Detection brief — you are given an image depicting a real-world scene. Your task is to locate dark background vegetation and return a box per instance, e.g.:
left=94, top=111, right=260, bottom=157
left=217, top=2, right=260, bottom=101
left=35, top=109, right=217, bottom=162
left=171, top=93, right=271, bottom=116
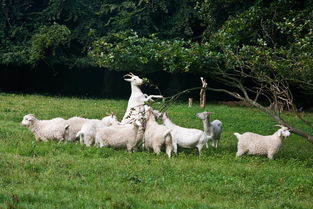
left=0, top=65, right=230, bottom=101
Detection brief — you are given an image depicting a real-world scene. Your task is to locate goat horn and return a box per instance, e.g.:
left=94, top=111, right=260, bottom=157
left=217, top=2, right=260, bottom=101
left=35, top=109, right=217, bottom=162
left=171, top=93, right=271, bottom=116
left=275, top=124, right=285, bottom=128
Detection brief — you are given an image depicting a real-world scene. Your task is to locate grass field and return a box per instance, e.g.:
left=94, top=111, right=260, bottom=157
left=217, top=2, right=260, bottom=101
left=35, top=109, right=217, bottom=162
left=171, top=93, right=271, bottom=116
left=0, top=92, right=313, bottom=209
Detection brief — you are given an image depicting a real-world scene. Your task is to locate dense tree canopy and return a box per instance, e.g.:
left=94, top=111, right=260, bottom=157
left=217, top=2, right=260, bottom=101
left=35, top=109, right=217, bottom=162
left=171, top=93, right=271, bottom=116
left=1, top=0, right=312, bottom=91
left=1, top=0, right=201, bottom=66
left=90, top=0, right=313, bottom=92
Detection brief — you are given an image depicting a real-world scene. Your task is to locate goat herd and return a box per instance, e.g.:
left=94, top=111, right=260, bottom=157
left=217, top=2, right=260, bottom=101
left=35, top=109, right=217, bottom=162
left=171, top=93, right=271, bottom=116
left=21, top=73, right=291, bottom=160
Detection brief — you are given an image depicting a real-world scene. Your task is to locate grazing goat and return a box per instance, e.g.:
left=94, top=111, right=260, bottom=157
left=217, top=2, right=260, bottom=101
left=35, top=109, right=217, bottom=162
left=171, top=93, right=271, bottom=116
left=66, top=115, right=118, bottom=142
left=234, top=125, right=291, bottom=160
left=95, top=118, right=144, bottom=152
left=76, top=114, right=119, bottom=147
left=196, top=111, right=223, bottom=148
left=65, top=116, right=89, bottom=141
left=161, top=112, right=211, bottom=155
left=21, top=114, right=69, bottom=142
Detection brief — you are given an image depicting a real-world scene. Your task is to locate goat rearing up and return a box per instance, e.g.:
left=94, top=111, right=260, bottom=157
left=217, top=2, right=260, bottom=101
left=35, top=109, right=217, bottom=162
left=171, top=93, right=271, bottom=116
left=121, top=72, right=163, bottom=124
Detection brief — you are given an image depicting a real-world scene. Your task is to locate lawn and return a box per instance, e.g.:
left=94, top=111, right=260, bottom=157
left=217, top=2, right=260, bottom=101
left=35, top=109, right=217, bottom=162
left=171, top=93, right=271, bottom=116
left=0, top=93, right=312, bottom=209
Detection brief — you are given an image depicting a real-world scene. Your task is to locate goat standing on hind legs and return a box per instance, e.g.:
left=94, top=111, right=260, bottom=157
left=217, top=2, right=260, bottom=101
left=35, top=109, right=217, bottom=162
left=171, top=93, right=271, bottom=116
left=121, top=72, right=163, bottom=124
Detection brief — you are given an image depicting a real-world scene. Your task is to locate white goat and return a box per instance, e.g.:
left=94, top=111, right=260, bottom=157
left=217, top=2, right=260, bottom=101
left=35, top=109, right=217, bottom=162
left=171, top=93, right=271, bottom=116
left=144, top=108, right=173, bottom=158
left=196, top=111, right=223, bottom=148
left=161, top=112, right=211, bottom=155
left=76, top=114, right=119, bottom=147
left=234, top=125, right=291, bottom=160
left=95, top=118, right=144, bottom=152
left=65, top=116, right=89, bottom=141
left=21, top=114, right=69, bottom=142
left=121, top=72, right=163, bottom=124
left=66, top=115, right=118, bottom=142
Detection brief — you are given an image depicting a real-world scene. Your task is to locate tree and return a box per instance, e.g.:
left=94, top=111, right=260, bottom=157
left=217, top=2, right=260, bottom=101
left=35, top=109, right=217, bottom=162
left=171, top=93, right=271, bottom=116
left=0, top=0, right=201, bottom=66
left=204, top=1, right=313, bottom=141
left=90, top=0, right=313, bottom=143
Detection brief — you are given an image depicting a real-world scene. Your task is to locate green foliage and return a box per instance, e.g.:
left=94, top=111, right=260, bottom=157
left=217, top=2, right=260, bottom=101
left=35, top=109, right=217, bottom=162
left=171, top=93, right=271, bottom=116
left=0, top=0, right=200, bottom=66
left=1, top=0, right=313, bottom=93
left=90, top=30, right=210, bottom=72
left=209, top=1, right=313, bottom=90
left=30, top=23, right=71, bottom=63
left=90, top=0, right=313, bottom=92
left=0, top=93, right=313, bottom=208
left=194, top=0, right=256, bottom=40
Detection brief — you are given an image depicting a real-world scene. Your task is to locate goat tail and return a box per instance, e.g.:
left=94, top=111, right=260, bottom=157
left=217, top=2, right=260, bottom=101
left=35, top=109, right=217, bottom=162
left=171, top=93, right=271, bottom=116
left=164, top=129, right=173, bottom=158
left=233, top=132, right=241, bottom=139
left=76, top=131, right=84, bottom=145
left=163, top=129, right=171, bottom=139
left=62, top=124, right=70, bottom=141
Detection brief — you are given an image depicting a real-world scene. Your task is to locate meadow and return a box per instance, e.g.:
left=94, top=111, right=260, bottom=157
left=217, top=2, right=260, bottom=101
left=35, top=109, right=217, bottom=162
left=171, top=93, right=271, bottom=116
left=0, top=93, right=312, bottom=209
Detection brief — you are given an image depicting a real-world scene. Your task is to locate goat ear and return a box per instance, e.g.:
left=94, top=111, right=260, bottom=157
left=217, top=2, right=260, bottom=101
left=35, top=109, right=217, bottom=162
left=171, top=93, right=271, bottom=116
left=28, top=114, right=36, bottom=120
left=278, top=130, right=284, bottom=137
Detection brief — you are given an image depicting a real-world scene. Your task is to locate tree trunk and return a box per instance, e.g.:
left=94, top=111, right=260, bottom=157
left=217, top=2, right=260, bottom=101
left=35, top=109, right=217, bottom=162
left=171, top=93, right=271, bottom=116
left=188, top=98, right=193, bottom=107
left=200, top=77, right=207, bottom=108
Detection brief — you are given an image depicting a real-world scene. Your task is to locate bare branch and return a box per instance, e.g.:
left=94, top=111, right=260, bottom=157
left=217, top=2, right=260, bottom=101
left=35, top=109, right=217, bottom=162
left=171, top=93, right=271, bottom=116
left=159, top=75, right=313, bottom=144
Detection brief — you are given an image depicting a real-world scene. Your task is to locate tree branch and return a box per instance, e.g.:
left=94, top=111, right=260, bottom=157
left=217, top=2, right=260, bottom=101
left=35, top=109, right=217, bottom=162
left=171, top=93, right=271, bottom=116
left=159, top=75, right=313, bottom=144
left=207, top=86, right=313, bottom=144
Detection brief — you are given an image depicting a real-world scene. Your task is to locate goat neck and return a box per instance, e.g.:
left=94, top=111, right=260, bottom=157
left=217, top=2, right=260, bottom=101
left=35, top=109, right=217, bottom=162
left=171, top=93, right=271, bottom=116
left=162, top=114, right=175, bottom=128
left=146, top=111, right=157, bottom=128
left=29, top=119, right=40, bottom=133
left=130, top=81, right=143, bottom=94
left=127, top=82, right=145, bottom=108
left=203, top=116, right=214, bottom=137
left=134, top=122, right=145, bottom=142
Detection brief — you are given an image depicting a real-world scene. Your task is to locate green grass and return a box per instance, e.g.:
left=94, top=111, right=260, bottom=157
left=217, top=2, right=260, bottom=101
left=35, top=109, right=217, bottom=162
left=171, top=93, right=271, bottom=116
left=0, top=92, right=313, bottom=209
